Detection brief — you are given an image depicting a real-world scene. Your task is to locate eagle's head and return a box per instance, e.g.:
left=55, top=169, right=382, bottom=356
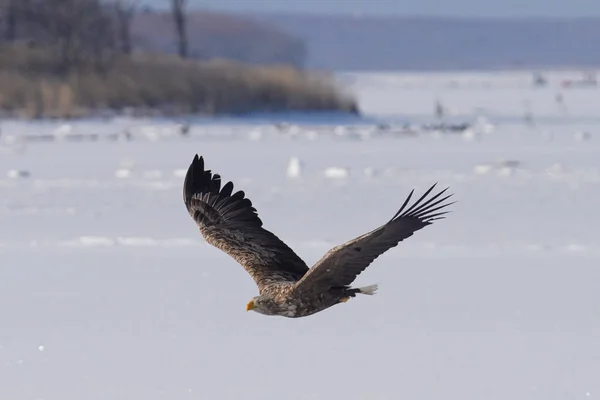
left=246, top=296, right=275, bottom=315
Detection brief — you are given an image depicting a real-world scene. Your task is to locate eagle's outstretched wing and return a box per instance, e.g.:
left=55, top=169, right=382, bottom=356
left=293, top=184, right=454, bottom=295
left=183, top=154, right=309, bottom=292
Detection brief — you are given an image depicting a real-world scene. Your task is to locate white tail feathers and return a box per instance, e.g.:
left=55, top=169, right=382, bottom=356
left=357, top=284, right=379, bottom=295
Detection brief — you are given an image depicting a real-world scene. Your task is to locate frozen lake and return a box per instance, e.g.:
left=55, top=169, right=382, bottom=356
left=0, top=70, right=599, bottom=399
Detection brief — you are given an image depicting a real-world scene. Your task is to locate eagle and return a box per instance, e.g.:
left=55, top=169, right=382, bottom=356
left=183, top=154, right=454, bottom=318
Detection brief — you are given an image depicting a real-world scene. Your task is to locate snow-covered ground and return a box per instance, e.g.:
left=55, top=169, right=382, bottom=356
left=1, top=70, right=599, bottom=400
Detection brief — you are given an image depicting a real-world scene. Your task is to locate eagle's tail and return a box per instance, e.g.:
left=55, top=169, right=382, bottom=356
left=356, top=284, right=378, bottom=295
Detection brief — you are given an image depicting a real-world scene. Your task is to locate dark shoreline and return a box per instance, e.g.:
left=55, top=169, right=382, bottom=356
left=0, top=46, right=358, bottom=120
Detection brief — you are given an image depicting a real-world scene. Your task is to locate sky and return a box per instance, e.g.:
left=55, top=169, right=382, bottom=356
left=145, top=0, right=600, bottom=18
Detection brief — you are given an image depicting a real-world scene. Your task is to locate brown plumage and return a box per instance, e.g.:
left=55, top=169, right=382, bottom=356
left=183, top=154, right=454, bottom=318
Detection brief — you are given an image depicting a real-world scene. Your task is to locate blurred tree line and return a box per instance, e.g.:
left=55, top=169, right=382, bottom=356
left=0, top=0, right=188, bottom=73
left=0, top=0, right=351, bottom=119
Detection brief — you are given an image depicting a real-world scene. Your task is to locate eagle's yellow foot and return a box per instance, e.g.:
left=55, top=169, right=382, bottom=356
left=339, top=297, right=350, bottom=303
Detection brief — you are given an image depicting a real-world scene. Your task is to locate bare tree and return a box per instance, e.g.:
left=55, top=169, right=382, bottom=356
left=22, top=0, right=117, bottom=73
left=112, top=0, right=137, bottom=54
left=171, top=0, right=187, bottom=58
left=1, top=0, right=18, bottom=41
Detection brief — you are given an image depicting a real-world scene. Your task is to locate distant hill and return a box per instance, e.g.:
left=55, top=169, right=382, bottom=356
left=249, top=14, right=600, bottom=71
left=132, top=10, right=307, bottom=67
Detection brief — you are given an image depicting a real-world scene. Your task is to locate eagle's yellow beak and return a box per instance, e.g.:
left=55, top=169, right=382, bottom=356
left=246, top=300, right=255, bottom=312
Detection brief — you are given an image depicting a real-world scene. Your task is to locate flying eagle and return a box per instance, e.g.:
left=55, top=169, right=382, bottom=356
left=183, top=154, right=454, bottom=318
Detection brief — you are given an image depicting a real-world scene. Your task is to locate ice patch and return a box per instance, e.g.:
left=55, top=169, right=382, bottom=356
left=53, top=124, right=73, bottom=138
left=61, top=236, right=116, bottom=247
left=116, top=237, right=158, bottom=246
left=324, top=167, right=350, bottom=179
left=248, top=129, right=263, bottom=141
left=115, top=168, right=132, bottom=179
left=286, top=156, right=303, bottom=179
left=333, top=126, right=347, bottom=137
left=473, top=164, right=493, bottom=175
left=461, top=128, right=480, bottom=142
left=305, top=130, right=319, bottom=141
left=473, top=159, right=522, bottom=177
left=565, top=244, right=587, bottom=252
left=140, top=126, right=161, bottom=141
left=6, top=169, right=30, bottom=179
left=497, top=166, right=516, bottom=177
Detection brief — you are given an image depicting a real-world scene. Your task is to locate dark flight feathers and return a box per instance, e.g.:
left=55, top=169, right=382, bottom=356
left=183, top=155, right=309, bottom=292
left=183, top=154, right=454, bottom=294
left=293, top=182, right=454, bottom=294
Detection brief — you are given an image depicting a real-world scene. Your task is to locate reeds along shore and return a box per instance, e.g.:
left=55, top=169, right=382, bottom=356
left=0, top=45, right=358, bottom=119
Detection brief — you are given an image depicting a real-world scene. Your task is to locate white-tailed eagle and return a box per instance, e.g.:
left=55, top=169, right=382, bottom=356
left=183, top=154, right=454, bottom=318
